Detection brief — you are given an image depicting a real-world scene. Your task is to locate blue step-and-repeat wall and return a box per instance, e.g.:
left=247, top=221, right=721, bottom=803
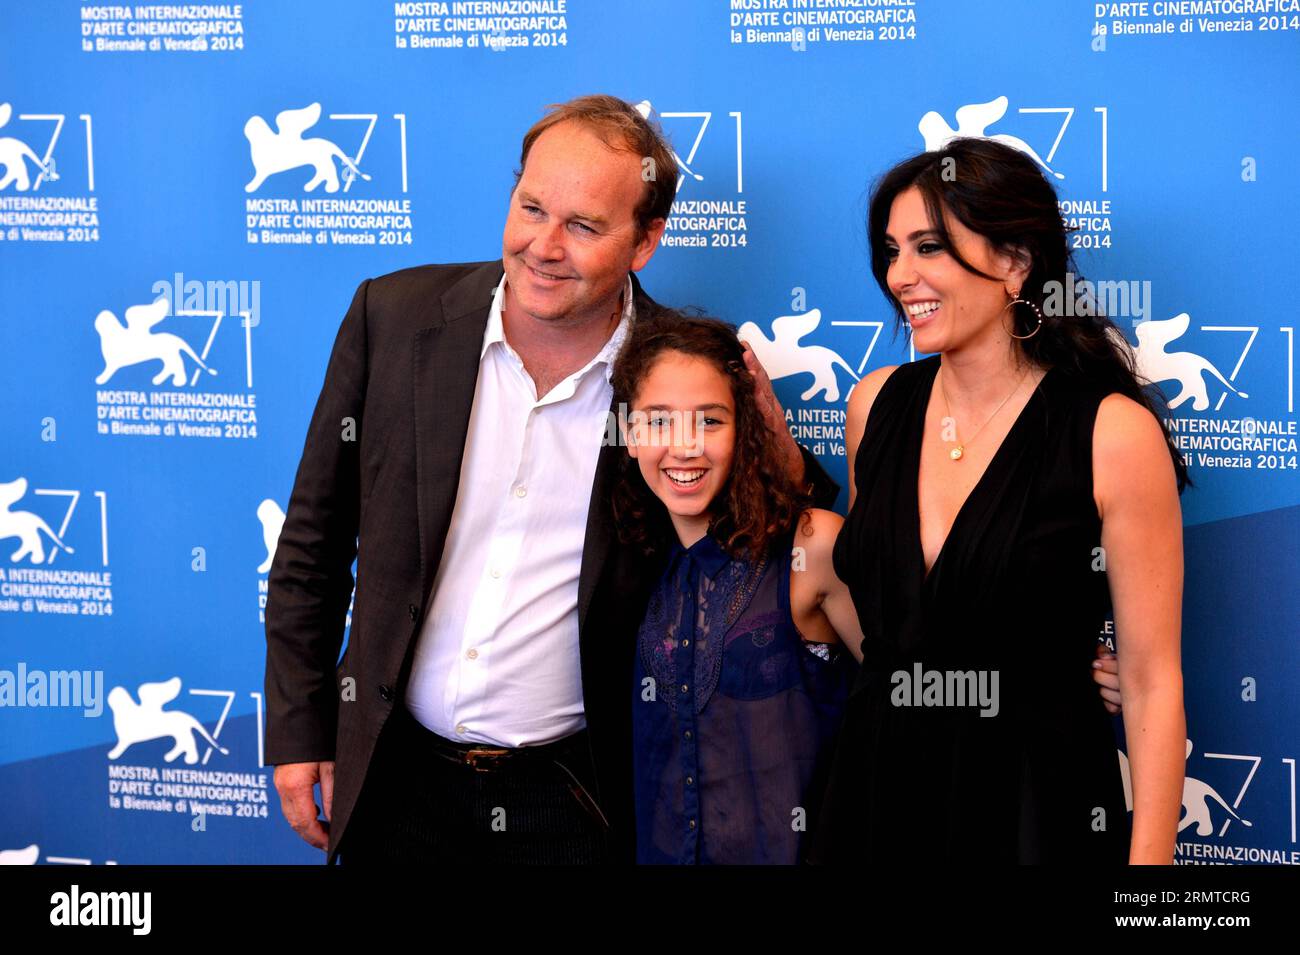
left=0, top=1, right=1297, bottom=864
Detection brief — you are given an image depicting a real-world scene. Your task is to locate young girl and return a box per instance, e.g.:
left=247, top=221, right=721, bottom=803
left=609, top=309, right=1125, bottom=865
left=611, top=310, right=865, bottom=865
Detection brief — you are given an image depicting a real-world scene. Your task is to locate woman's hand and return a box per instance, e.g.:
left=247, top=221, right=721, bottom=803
left=1093, top=647, right=1121, bottom=714
left=740, top=340, right=804, bottom=484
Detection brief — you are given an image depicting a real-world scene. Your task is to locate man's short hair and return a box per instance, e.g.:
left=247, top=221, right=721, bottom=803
left=514, top=94, right=677, bottom=239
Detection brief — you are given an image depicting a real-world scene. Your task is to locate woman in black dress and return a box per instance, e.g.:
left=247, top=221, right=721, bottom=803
left=811, top=138, right=1187, bottom=864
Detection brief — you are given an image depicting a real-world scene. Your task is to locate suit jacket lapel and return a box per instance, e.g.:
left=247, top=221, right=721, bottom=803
left=576, top=272, right=659, bottom=634
left=412, top=261, right=503, bottom=597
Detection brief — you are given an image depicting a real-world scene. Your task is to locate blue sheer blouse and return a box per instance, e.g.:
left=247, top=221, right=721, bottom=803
left=632, top=526, right=856, bottom=864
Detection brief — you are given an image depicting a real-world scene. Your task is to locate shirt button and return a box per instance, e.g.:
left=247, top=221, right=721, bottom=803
left=490, top=568, right=501, bottom=579
left=680, top=684, right=689, bottom=694
left=688, top=819, right=697, bottom=829
left=466, top=648, right=478, bottom=660
left=680, top=639, right=689, bottom=648
left=514, top=486, right=527, bottom=498
left=683, top=730, right=692, bottom=740
left=455, top=724, right=467, bottom=735
left=686, top=776, right=694, bottom=786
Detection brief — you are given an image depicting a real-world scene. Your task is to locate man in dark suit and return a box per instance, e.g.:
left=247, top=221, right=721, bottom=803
left=264, top=95, right=838, bottom=864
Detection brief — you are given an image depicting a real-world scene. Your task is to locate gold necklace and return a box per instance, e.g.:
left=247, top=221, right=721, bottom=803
left=937, top=364, right=1032, bottom=461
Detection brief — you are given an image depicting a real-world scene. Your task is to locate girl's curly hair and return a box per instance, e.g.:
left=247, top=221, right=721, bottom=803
left=610, top=308, right=813, bottom=561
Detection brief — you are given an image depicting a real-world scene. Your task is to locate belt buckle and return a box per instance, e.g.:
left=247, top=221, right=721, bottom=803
left=463, top=746, right=510, bottom=772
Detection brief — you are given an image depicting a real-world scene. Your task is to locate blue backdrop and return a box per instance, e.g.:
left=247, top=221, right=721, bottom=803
left=1, top=0, right=1297, bottom=864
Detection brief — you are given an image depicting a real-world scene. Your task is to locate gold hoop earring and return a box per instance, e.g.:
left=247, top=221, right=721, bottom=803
left=1002, top=295, right=1043, bottom=340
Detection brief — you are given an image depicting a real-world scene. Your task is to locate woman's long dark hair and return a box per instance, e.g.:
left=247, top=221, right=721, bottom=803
left=610, top=310, right=813, bottom=560
left=868, top=136, right=1190, bottom=491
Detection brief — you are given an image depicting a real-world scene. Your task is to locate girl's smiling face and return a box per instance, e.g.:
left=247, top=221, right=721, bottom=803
left=625, top=351, right=736, bottom=548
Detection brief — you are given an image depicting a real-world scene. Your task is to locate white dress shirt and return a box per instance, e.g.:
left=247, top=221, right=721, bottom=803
left=403, top=273, right=635, bottom=747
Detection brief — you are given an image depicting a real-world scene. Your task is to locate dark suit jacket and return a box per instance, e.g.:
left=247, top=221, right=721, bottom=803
left=264, top=259, right=838, bottom=864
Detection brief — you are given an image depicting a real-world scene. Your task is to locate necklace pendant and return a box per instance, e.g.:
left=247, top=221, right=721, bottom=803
left=950, top=446, right=964, bottom=461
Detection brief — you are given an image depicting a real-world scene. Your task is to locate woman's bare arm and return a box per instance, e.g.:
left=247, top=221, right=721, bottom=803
left=1094, top=393, right=1186, bottom=864
left=791, top=508, right=865, bottom=661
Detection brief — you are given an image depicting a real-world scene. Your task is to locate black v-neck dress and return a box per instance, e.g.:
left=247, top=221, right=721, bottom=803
left=809, top=356, right=1129, bottom=864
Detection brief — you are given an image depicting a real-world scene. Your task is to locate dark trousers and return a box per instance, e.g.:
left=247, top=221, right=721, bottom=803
left=340, top=705, right=608, bottom=865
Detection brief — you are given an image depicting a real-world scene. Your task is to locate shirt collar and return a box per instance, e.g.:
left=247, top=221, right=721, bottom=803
left=666, top=530, right=732, bottom=582
left=482, top=272, right=636, bottom=384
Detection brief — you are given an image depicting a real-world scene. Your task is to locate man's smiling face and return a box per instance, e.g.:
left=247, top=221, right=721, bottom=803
left=502, top=120, right=661, bottom=325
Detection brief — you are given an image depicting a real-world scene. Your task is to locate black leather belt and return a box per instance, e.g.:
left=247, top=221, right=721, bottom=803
left=390, top=706, right=610, bottom=830
left=394, top=706, right=590, bottom=773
